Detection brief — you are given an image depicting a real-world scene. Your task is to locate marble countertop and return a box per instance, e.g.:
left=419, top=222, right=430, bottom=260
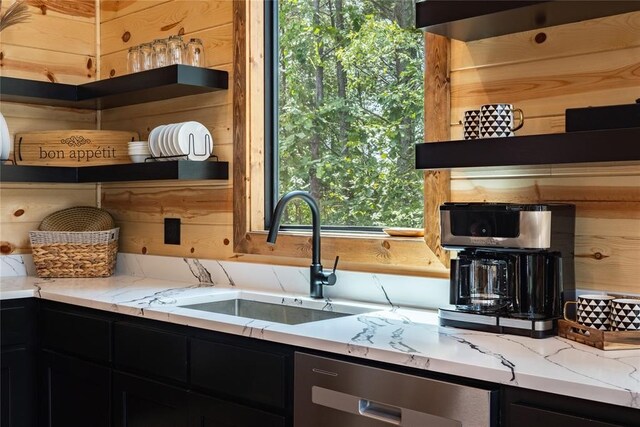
left=1, top=275, right=639, bottom=409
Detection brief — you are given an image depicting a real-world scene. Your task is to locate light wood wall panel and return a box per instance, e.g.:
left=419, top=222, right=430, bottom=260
left=0, top=183, right=97, bottom=254
left=0, top=1, right=98, bottom=254
left=0, top=1, right=96, bottom=82
left=448, top=14, right=640, bottom=294
left=100, top=0, right=232, bottom=55
left=99, top=0, right=234, bottom=261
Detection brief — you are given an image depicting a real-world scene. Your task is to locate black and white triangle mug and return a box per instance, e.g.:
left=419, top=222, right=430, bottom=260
left=463, top=110, right=481, bottom=140
left=563, top=294, right=615, bottom=331
left=610, top=298, right=640, bottom=331
left=480, top=103, right=524, bottom=138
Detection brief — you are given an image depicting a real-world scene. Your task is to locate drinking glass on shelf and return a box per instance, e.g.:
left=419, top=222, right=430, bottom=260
left=185, top=38, right=205, bottom=67
left=139, top=43, right=153, bottom=71
left=127, top=46, right=141, bottom=73
left=167, top=35, right=184, bottom=65
left=151, top=39, right=168, bottom=69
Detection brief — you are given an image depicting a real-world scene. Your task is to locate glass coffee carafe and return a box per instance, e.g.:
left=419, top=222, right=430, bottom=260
left=453, top=251, right=515, bottom=313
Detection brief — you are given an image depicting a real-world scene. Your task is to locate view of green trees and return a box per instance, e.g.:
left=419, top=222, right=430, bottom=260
left=276, top=0, right=424, bottom=228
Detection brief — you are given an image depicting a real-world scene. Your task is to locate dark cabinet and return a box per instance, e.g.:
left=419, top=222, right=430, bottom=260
left=112, top=373, right=285, bottom=427
left=189, top=392, right=285, bottom=427
left=113, top=372, right=189, bottom=427
left=1, top=347, right=36, bottom=427
left=1, top=299, right=37, bottom=427
left=114, top=322, right=188, bottom=383
left=33, top=301, right=293, bottom=426
left=40, top=306, right=111, bottom=363
left=502, top=386, right=640, bottom=427
left=40, top=351, right=111, bottom=427
left=191, top=338, right=288, bottom=410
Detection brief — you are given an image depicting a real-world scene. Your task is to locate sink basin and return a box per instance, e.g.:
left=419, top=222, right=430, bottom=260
left=178, top=294, right=373, bottom=325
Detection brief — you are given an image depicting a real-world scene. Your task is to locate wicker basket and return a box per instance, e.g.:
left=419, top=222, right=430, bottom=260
left=39, top=206, right=115, bottom=232
left=29, top=228, right=119, bottom=278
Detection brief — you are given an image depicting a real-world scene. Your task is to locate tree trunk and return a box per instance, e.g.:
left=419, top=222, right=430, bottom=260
left=394, top=0, right=417, bottom=173
left=335, top=0, right=348, bottom=147
left=310, top=0, right=324, bottom=201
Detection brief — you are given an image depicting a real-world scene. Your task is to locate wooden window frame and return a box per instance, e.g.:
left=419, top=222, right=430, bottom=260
left=232, top=1, right=449, bottom=278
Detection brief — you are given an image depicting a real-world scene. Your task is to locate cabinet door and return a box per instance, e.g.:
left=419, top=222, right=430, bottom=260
left=502, top=387, right=640, bottom=427
left=508, top=403, right=625, bottom=427
left=1, top=347, right=36, bottom=427
left=40, top=350, right=111, bottom=427
left=190, top=338, right=288, bottom=410
left=114, top=322, right=187, bottom=383
left=41, top=306, right=111, bottom=363
left=189, top=392, right=285, bottom=427
left=113, top=372, right=189, bottom=427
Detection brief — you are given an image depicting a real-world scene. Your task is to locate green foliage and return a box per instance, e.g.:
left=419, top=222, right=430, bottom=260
left=277, top=0, right=424, bottom=228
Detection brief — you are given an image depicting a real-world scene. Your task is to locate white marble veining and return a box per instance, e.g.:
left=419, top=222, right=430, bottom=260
left=114, top=253, right=452, bottom=309
left=0, top=255, right=35, bottom=278
left=1, top=273, right=639, bottom=410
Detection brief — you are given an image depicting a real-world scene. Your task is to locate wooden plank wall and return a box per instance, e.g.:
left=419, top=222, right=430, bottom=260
left=0, top=0, right=98, bottom=256
left=447, top=12, right=640, bottom=294
left=99, top=0, right=235, bottom=259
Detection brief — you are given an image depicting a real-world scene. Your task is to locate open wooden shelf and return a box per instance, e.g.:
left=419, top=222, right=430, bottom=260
left=415, top=127, right=640, bottom=169
left=0, top=65, right=228, bottom=110
left=415, top=1, right=640, bottom=41
left=0, top=161, right=229, bottom=183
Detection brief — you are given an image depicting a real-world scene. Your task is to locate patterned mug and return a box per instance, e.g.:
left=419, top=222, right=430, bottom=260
left=563, top=294, right=616, bottom=331
left=463, top=110, right=481, bottom=140
left=610, top=298, right=640, bottom=331
left=480, top=103, right=524, bottom=138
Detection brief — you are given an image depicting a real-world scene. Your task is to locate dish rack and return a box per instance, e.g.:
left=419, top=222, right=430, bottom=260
left=557, top=319, right=640, bottom=350
left=147, top=133, right=212, bottom=162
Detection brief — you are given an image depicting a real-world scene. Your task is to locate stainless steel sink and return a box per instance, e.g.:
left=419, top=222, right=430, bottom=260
left=179, top=298, right=371, bottom=325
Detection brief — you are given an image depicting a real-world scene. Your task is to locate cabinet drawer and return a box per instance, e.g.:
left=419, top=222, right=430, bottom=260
left=191, top=338, right=287, bottom=409
left=190, top=391, right=286, bottom=427
left=114, top=322, right=188, bottom=383
left=41, top=307, right=111, bottom=362
left=0, top=304, right=30, bottom=347
left=508, top=403, right=624, bottom=427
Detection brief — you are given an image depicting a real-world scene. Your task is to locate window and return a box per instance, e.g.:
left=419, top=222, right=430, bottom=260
left=266, top=0, right=425, bottom=230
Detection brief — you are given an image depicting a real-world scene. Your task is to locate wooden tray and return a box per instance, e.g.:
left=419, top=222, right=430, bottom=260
left=557, top=319, right=640, bottom=350
left=14, top=130, right=139, bottom=166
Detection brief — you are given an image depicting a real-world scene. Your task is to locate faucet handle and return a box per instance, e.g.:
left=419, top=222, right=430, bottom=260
left=324, top=256, right=339, bottom=287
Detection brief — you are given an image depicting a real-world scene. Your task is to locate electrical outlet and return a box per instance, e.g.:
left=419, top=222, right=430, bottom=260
left=164, top=218, right=181, bottom=245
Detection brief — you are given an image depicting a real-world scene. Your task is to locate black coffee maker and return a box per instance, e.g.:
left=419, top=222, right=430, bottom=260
left=438, top=203, right=576, bottom=338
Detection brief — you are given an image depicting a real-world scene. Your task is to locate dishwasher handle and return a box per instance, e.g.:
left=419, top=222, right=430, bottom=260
left=359, top=399, right=402, bottom=425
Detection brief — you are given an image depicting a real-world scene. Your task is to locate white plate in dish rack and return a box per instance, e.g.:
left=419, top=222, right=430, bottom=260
left=175, top=121, right=212, bottom=161
left=162, top=123, right=182, bottom=156
left=148, top=125, right=165, bottom=158
left=0, top=113, right=11, bottom=160
left=158, top=124, right=176, bottom=159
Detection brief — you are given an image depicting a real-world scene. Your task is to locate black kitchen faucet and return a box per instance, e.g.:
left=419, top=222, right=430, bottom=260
left=267, top=190, right=339, bottom=299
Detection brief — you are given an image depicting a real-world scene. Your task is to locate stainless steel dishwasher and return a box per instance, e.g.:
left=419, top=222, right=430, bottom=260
left=294, top=352, right=498, bottom=427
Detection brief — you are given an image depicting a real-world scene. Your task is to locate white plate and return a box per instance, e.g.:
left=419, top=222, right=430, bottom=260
left=148, top=125, right=165, bottom=158
left=158, top=124, right=175, bottom=159
left=167, top=123, right=183, bottom=156
left=0, top=113, right=11, bottom=160
left=176, top=121, right=212, bottom=161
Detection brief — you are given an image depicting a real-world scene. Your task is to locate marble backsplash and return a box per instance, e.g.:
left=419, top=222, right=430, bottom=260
left=0, top=253, right=452, bottom=310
